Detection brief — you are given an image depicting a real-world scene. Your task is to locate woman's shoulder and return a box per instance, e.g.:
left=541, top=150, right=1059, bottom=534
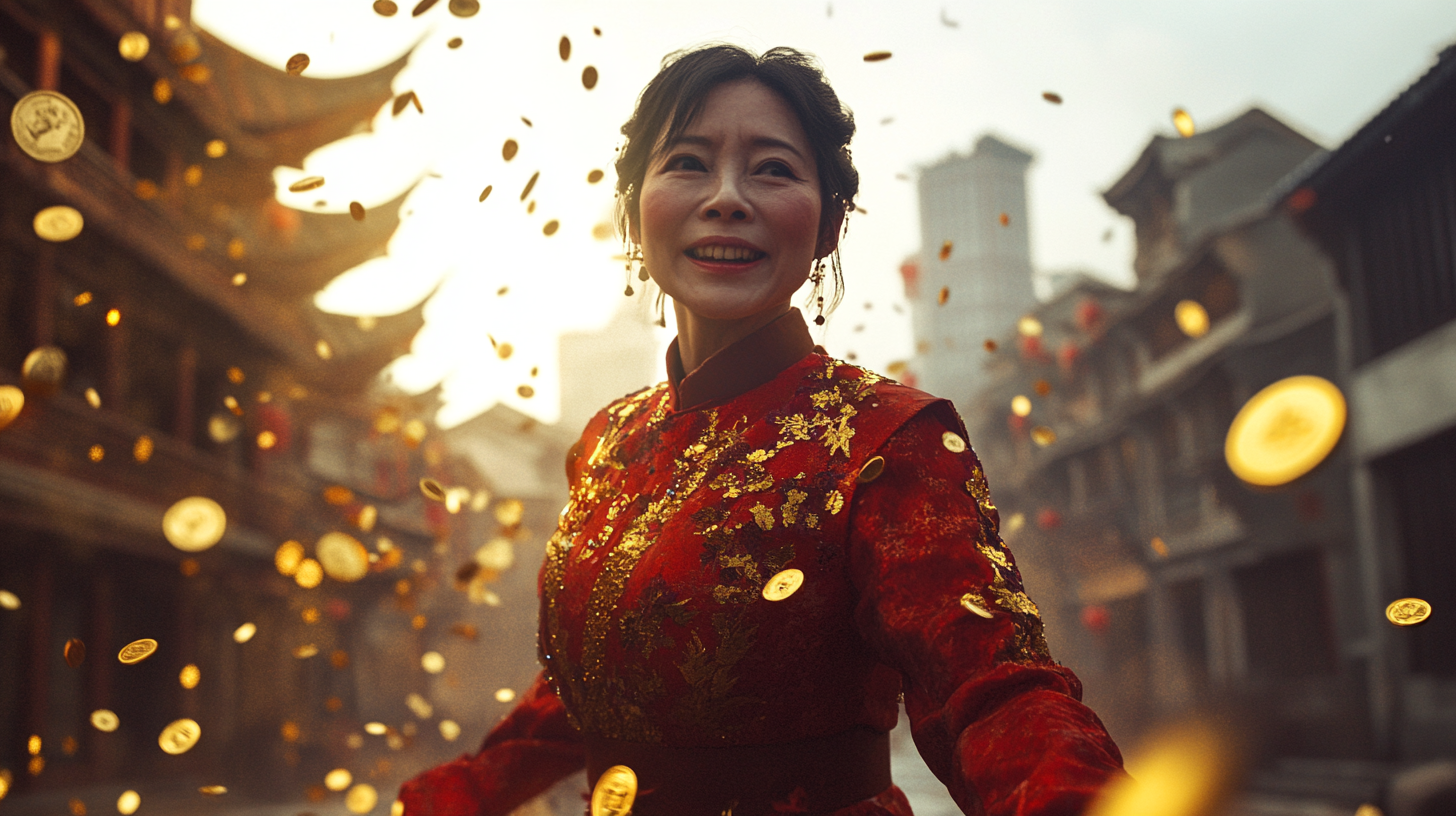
left=804, top=353, right=951, bottom=417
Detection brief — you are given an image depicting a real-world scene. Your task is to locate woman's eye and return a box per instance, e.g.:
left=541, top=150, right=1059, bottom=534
left=759, top=161, right=796, bottom=178
left=666, top=155, right=706, bottom=171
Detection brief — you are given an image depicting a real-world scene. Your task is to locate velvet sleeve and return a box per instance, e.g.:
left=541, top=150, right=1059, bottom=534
left=847, top=403, right=1126, bottom=816
left=397, top=671, right=584, bottom=816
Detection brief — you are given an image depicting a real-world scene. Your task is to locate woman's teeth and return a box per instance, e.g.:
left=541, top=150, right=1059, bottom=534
left=688, top=245, right=765, bottom=262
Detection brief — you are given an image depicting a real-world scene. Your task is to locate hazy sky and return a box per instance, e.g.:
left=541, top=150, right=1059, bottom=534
left=195, top=0, right=1456, bottom=427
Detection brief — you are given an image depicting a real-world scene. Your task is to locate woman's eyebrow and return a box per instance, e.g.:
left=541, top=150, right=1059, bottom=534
left=665, top=134, right=806, bottom=160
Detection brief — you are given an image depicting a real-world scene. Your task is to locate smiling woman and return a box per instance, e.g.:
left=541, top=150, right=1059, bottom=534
left=398, top=44, right=1125, bottom=816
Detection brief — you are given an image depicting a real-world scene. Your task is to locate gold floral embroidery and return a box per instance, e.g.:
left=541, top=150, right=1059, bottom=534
left=775, top=414, right=811, bottom=442
left=825, top=490, right=845, bottom=516
left=750, top=504, right=775, bottom=530
left=781, top=490, right=807, bottom=526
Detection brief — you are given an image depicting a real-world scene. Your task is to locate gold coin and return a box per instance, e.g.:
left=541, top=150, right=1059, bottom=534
left=208, top=413, right=240, bottom=443
left=1225, top=375, right=1345, bottom=487
left=199, top=785, right=227, bottom=796
left=325, top=768, right=353, bottom=791
left=1017, top=315, right=1043, bottom=337
left=232, top=622, right=257, bottom=643
left=205, top=139, right=227, bottom=158
left=761, top=568, right=804, bottom=602
left=288, top=176, right=325, bottom=193
left=1385, top=597, right=1432, bottom=627
left=118, top=638, right=158, bottom=664
left=162, top=496, right=227, bottom=552
left=117, top=790, right=140, bottom=815
left=0, top=589, right=19, bottom=609
left=1042, top=91, right=1063, bottom=105
left=559, top=35, right=572, bottom=61
left=1011, top=395, right=1031, bottom=417
left=285, top=53, right=310, bottom=75
left=960, top=593, right=994, bottom=619
left=11, top=90, right=85, bottom=162
left=295, top=558, right=323, bottom=588
left=856, top=455, right=885, bottom=484
left=22, top=345, right=68, bottom=394
left=1175, top=299, right=1210, bottom=338
left=438, top=719, right=461, bottom=740
left=179, top=664, right=200, bottom=688
left=862, top=51, right=892, bottom=62
left=0, top=386, right=24, bottom=431
left=64, top=638, right=86, bottom=668
left=590, top=765, right=637, bottom=816
left=118, top=32, right=150, bottom=61
left=517, top=384, right=535, bottom=398
left=32, top=205, right=84, bottom=241
left=373, top=0, right=398, bottom=15
left=318, top=532, right=369, bottom=582
left=420, top=477, right=447, bottom=502
left=411, top=0, right=439, bottom=15
left=581, top=65, right=599, bottom=90
left=158, top=718, right=201, bottom=755
left=1030, top=426, right=1057, bottom=447
left=275, top=540, right=305, bottom=576
left=91, top=709, right=119, bottom=732
left=1173, top=108, right=1196, bottom=138
left=345, top=784, right=378, bottom=814
left=494, top=498, right=524, bottom=526
left=421, top=651, right=445, bottom=673
left=941, top=431, right=966, bottom=453
left=937, top=286, right=949, bottom=305
left=448, top=0, right=479, bottom=16
left=350, top=201, right=365, bottom=221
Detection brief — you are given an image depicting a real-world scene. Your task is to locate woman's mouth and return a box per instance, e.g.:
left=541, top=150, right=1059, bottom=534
left=684, top=244, right=768, bottom=266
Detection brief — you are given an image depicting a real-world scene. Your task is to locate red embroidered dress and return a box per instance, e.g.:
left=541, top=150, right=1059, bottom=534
left=400, top=310, right=1124, bottom=816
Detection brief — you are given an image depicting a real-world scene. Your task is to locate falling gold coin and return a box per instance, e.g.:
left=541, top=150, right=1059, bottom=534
left=179, top=664, right=200, bottom=688
left=33, top=206, right=84, bottom=242
left=11, top=90, right=85, bottom=163
left=983, top=339, right=998, bottom=353
left=1225, top=375, right=1346, bottom=487
left=937, top=286, right=949, bottom=305
left=862, top=51, right=892, bottom=62
left=350, top=201, right=365, bottom=221
left=1033, top=379, right=1052, bottom=397
left=294, top=644, right=319, bottom=659
left=117, top=790, right=140, bottom=815
left=1042, top=91, right=1063, bottom=104
left=1172, top=108, right=1195, bottom=137
left=85, top=388, right=101, bottom=408
left=208, top=413, right=241, bottom=443
left=494, top=497, right=525, bottom=526
left=581, top=65, right=599, bottom=90
left=412, top=0, right=438, bottom=14
left=288, top=176, right=325, bottom=193
left=438, top=719, right=461, bottom=740
left=479, top=185, right=493, bottom=201
left=1031, top=426, right=1057, bottom=446
left=761, top=568, right=804, bottom=601
left=275, top=540, right=304, bottom=576
left=941, top=431, right=967, bottom=453
left=494, top=687, right=516, bottom=703
left=295, top=558, right=323, bottom=588
left=0, top=589, right=19, bottom=609
left=199, top=786, right=227, bottom=796
left=118, top=638, right=158, bottom=664
left=1011, top=395, right=1032, bottom=417
left=587, top=168, right=604, bottom=183
left=90, top=710, right=119, bottom=732
left=232, top=622, right=257, bottom=643
left=856, top=456, right=885, bottom=484
left=373, top=0, right=398, bottom=15
left=448, top=37, right=463, bottom=48
left=1017, top=315, right=1043, bottom=337
left=421, top=651, right=445, bottom=674
left=420, top=478, right=447, bottom=502
left=590, top=765, right=637, bottom=816
left=158, top=718, right=201, bottom=755
left=543, top=220, right=560, bottom=236
left=0, top=386, right=24, bottom=431
left=448, top=0, right=479, bottom=16
left=325, top=768, right=353, bottom=792
left=939, top=240, right=952, bottom=260
left=162, top=496, right=227, bottom=552
left=960, top=593, right=994, bottom=619
left=205, top=138, right=227, bottom=157
left=318, top=532, right=369, bottom=582
left=346, top=784, right=378, bottom=815
left=559, top=35, right=572, bottom=61
left=1385, top=598, right=1432, bottom=627
left=1175, top=299, right=1210, bottom=338
left=364, top=722, right=388, bottom=735
left=65, top=638, right=86, bottom=668
left=285, top=53, right=310, bottom=75
left=517, top=384, right=535, bottom=398
left=118, top=32, right=150, bottom=61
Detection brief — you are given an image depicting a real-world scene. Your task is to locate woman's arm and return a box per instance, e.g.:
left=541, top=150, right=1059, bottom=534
left=397, top=671, right=584, bottom=816
left=848, top=403, right=1125, bottom=816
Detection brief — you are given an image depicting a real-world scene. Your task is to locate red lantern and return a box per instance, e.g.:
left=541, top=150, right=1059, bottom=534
left=1036, top=507, right=1062, bottom=530
left=899, top=258, right=921, bottom=300
left=1074, top=298, right=1104, bottom=334
left=1058, top=340, right=1080, bottom=372
left=1080, top=605, right=1110, bottom=633
left=1019, top=334, right=1050, bottom=363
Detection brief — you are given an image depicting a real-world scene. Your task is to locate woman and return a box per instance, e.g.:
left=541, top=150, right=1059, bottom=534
left=400, top=45, right=1124, bottom=816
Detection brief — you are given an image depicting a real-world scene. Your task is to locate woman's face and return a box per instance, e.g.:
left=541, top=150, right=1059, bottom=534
left=633, top=79, right=831, bottom=323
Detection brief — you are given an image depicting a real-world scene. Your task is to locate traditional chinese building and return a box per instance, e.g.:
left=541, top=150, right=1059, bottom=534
left=1287, top=42, right=1456, bottom=769
left=0, top=0, right=490, bottom=809
left=963, top=107, right=1396, bottom=804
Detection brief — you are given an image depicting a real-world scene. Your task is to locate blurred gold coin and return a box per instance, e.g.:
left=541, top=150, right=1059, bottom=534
left=198, top=786, right=226, bottom=796
left=862, top=51, right=892, bottom=62
left=232, top=622, right=256, bottom=643
left=34, top=205, right=83, bottom=242
left=494, top=498, right=524, bottom=526
left=494, top=687, right=515, bottom=703
left=517, top=384, right=535, bottom=398
left=761, top=568, right=804, bottom=602
left=438, top=719, right=461, bottom=740
left=856, top=455, right=885, bottom=484
left=1011, top=395, right=1032, bottom=417
left=421, top=651, right=445, bottom=673
left=1385, top=597, right=1431, bottom=627
left=116, top=790, right=140, bottom=814
left=118, top=638, right=158, bottom=664
left=158, top=718, right=201, bottom=755
left=325, top=768, right=353, bottom=791
left=0, top=386, right=24, bottom=430
left=119, top=32, right=150, bottom=61
left=11, top=90, right=85, bottom=162
left=448, top=0, right=479, bottom=16
left=1017, top=315, right=1043, bottom=337
left=90, top=710, right=119, bottom=732
left=208, top=413, right=240, bottom=443
left=294, top=644, right=319, bottom=659
left=346, top=784, right=378, bottom=814
left=289, top=176, right=325, bottom=193
left=1225, top=375, right=1345, bottom=487
left=285, top=53, right=309, bottom=75
left=295, top=558, right=323, bottom=588
left=590, top=765, right=637, bottom=816
left=1173, top=107, right=1196, bottom=138
left=364, top=721, right=387, bottom=735
left=205, top=139, right=227, bottom=157
left=0, top=589, right=19, bottom=609
left=64, top=638, right=86, bottom=668
left=1031, top=426, right=1057, bottom=447
left=350, top=201, right=365, bottom=221
left=960, top=593, right=994, bottom=619
left=1175, top=299, right=1210, bottom=338
left=941, top=431, right=966, bottom=453
left=420, top=478, right=447, bottom=502
left=937, top=286, right=949, bottom=305
left=559, top=35, right=571, bottom=61
left=373, top=0, right=398, bottom=15
left=179, top=664, right=200, bottom=688
left=22, top=346, right=67, bottom=395
left=275, top=540, right=304, bottom=576
left=318, top=532, right=369, bottom=582
left=581, top=65, right=598, bottom=90
left=162, top=496, right=226, bottom=552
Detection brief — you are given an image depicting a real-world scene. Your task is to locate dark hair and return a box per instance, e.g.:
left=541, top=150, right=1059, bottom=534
left=614, top=44, right=859, bottom=317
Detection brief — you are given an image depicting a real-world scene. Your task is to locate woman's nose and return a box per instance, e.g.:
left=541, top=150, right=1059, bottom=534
left=702, top=174, right=751, bottom=221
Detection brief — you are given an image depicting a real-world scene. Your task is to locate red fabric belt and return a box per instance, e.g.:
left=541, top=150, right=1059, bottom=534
left=583, top=726, right=892, bottom=816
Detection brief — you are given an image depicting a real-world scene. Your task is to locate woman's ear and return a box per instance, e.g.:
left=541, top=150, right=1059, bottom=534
left=816, top=205, right=847, bottom=259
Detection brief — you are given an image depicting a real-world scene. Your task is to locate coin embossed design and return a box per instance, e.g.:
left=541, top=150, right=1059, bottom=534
left=856, top=455, right=885, bottom=484
left=1385, top=598, right=1431, bottom=627
left=0, top=386, right=24, bottom=431
left=590, top=765, right=637, bottom=816
left=163, top=496, right=227, bottom=552
left=286, top=53, right=310, bottom=75
left=11, top=91, right=85, bottom=162
left=941, top=431, right=967, bottom=453
left=22, top=345, right=67, bottom=394
left=317, top=532, right=369, bottom=583
left=960, top=593, right=995, bottom=619
left=33, top=205, right=83, bottom=242
left=158, top=718, right=201, bottom=754
left=420, top=478, right=447, bottom=502
left=761, top=568, right=804, bottom=602
left=91, top=709, right=120, bottom=732
left=118, top=638, right=158, bottom=664
left=1225, top=375, right=1346, bottom=487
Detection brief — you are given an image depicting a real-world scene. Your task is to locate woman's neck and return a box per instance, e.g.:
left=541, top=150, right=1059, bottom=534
left=673, top=301, right=793, bottom=375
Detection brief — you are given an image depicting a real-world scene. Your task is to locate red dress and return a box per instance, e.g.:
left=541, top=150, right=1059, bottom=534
left=399, top=310, right=1124, bottom=816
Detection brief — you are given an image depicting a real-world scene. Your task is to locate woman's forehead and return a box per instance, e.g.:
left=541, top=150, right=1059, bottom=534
left=654, top=80, right=810, bottom=154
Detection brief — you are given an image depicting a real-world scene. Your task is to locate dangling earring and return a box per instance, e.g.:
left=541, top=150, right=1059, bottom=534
left=624, top=246, right=644, bottom=296
left=811, top=258, right=827, bottom=326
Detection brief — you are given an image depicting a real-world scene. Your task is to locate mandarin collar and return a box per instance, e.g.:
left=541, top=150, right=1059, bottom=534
left=666, top=308, right=820, bottom=413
